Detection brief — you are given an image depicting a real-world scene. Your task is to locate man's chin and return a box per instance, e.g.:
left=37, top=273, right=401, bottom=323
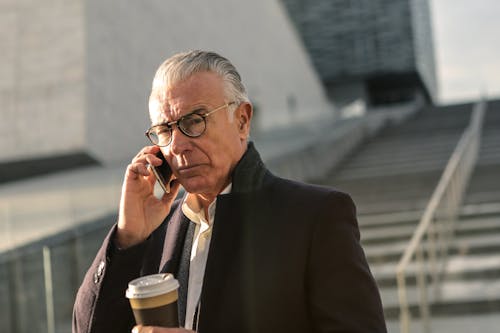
left=179, top=178, right=210, bottom=194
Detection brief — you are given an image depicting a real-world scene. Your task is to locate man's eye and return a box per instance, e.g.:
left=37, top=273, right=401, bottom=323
left=182, top=115, right=204, bottom=126
left=192, top=108, right=207, bottom=114
left=156, top=126, right=170, bottom=134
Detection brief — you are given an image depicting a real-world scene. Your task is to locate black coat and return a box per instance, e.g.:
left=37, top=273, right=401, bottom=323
left=73, top=143, right=387, bottom=333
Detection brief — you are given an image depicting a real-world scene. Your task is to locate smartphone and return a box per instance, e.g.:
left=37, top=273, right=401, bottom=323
left=150, top=151, right=173, bottom=193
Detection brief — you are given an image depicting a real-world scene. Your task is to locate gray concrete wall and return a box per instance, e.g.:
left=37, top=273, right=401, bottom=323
left=1, top=0, right=333, bottom=165
left=0, top=0, right=86, bottom=162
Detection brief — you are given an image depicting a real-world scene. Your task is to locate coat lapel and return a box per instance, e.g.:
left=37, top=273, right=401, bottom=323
left=159, top=202, right=190, bottom=274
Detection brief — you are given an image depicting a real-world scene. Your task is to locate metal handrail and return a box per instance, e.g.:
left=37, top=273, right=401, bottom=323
left=396, top=99, right=486, bottom=333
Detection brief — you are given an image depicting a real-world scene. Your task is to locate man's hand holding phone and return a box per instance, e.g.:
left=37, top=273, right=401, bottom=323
left=116, top=146, right=180, bottom=249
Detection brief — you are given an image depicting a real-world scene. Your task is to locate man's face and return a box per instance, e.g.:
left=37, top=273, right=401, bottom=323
left=149, top=71, right=251, bottom=198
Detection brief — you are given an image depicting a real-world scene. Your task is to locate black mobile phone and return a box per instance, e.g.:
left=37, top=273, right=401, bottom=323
left=150, top=151, right=173, bottom=193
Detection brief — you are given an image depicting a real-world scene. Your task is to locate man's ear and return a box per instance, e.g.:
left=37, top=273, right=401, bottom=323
left=236, top=102, right=253, bottom=139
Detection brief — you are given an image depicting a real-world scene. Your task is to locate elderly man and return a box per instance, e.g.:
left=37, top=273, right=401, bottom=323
left=73, top=50, right=386, bottom=333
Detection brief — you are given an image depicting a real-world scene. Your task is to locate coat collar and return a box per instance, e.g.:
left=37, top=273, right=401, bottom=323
left=230, top=141, right=269, bottom=194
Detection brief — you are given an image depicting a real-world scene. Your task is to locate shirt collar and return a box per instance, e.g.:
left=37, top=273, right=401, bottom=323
left=181, top=183, right=232, bottom=226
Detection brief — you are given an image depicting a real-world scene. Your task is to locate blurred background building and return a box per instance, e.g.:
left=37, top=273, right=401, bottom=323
left=281, top=0, right=436, bottom=108
left=1, top=0, right=500, bottom=332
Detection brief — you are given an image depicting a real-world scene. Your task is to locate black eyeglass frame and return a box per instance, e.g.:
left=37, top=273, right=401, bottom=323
left=145, top=101, right=237, bottom=146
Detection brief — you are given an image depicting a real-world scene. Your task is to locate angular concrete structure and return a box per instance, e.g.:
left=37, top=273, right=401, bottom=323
left=281, top=0, right=437, bottom=106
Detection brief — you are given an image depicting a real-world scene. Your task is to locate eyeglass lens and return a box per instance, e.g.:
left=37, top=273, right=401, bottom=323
left=149, top=113, right=207, bottom=145
left=179, top=113, right=205, bottom=136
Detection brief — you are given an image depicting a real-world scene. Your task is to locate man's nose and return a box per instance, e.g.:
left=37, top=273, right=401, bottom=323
left=169, top=126, right=190, bottom=154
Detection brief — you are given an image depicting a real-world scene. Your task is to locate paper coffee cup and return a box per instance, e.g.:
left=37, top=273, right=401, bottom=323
left=126, top=273, right=179, bottom=327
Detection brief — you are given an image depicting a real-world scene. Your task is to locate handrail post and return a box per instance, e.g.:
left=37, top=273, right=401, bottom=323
left=427, top=219, right=439, bottom=299
left=416, top=245, right=431, bottom=333
left=397, top=269, right=411, bottom=333
left=43, top=246, right=56, bottom=333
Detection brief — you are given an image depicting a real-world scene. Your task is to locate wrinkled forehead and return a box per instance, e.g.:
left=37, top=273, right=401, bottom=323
left=148, top=97, right=168, bottom=124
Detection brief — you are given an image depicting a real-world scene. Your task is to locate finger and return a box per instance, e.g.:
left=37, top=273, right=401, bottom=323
left=132, top=153, right=161, bottom=166
left=132, top=325, right=169, bottom=333
left=132, top=146, right=162, bottom=164
left=133, top=326, right=193, bottom=333
left=127, top=162, right=151, bottom=177
left=131, top=325, right=155, bottom=333
left=139, top=145, right=160, bottom=156
left=144, top=153, right=163, bottom=167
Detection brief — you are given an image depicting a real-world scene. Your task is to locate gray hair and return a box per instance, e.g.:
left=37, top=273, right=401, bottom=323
left=149, top=50, right=249, bottom=115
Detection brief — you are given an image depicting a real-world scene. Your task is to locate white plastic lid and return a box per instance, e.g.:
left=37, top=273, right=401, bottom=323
left=126, top=273, right=179, bottom=299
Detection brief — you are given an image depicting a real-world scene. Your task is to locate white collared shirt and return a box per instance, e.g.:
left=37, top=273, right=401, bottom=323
left=181, top=184, right=232, bottom=330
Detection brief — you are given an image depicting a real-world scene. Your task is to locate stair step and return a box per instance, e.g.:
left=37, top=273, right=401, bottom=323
left=362, top=215, right=500, bottom=244
left=456, top=216, right=500, bottom=235
left=349, top=141, right=459, bottom=160
left=357, top=199, right=429, bottom=215
left=371, top=253, right=500, bottom=287
left=461, top=202, right=500, bottom=217
left=365, top=232, right=500, bottom=263
left=358, top=210, right=423, bottom=228
left=349, top=143, right=458, bottom=163
left=336, top=164, right=450, bottom=180
left=385, top=313, right=500, bottom=333
left=464, top=191, right=500, bottom=205
left=380, top=278, right=500, bottom=319
left=362, top=225, right=417, bottom=244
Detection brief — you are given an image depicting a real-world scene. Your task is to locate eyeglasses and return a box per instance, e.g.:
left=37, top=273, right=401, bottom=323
left=145, top=102, right=236, bottom=146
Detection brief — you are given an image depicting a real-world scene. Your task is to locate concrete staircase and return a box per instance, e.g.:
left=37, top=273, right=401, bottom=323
left=317, top=100, right=500, bottom=332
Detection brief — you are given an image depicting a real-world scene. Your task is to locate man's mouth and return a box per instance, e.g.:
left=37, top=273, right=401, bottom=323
left=177, top=164, right=204, bottom=173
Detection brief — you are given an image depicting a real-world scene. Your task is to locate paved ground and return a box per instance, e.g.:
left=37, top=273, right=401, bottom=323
left=386, top=313, right=500, bottom=333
